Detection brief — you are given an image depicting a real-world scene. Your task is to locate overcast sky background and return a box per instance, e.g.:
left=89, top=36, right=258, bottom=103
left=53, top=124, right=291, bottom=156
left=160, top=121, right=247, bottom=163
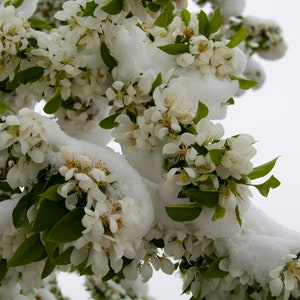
left=58, top=1, right=300, bottom=299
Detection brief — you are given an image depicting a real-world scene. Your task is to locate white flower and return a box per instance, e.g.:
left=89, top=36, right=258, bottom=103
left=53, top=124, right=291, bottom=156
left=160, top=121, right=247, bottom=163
left=195, top=119, right=225, bottom=145
left=176, top=52, right=195, bottom=67
left=166, top=167, right=197, bottom=186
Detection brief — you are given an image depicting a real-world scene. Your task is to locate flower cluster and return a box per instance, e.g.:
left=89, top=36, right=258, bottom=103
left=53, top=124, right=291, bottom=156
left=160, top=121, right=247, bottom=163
left=0, top=109, right=50, bottom=188
left=112, top=77, right=195, bottom=151
left=0, top=5, right=31, bottom=81
left=177, top=36, right=246, bottom=79
left=269, top=254, right=300, bottom=299
left=0, top=1, right=294, bottom=300
left=163, top=118, right=226, bottom=183
left=58, top=146, right=145, bottom=277
left=86, top=274, right=152, bottom=300
left=229, top=16, right=287, bottom=60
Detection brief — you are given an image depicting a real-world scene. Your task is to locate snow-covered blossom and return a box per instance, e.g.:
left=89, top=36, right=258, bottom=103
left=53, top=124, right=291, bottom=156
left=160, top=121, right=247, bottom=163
left=86, top=274, right=154, bottom=300
left=177, top=36, right=247, bottom=79
left=112, top=78, right=195, bottom=151
left=0, top=4, right=32, bottom=81
left=58, top=146, right=150, bottom=277
left=241, top=16, right=287, bottom=60
left=269, top=254, right=300, bottom=299
left=0, top=1, right=293, bottom=299
left=0, top=109, right=50, bottom=187
left=196, top=0, right=246, bottom=20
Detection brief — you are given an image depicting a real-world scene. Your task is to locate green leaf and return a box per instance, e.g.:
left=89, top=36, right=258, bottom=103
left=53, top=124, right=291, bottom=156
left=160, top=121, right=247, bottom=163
left=198, top=10, right=210, bottom=38
left=32, top=199, right=69, bottom=232
left=18, top=66, right=45, bottom=84
left=235, top=205, right=242, bottom=226
left=5, top=0, right=23, bottom=8
left=0, top=259, right=8, bottom=282
left=266, top=291, right=276, bottom=300
left=209, top=7, right=222, bottom=35
left=99, top=112, right=121, bottom=129
left=82, top=1, right=98, bottom=16
left=44, top=240, right=59, bottom=260
left=157, top=43, right=189, bottom=55
left=101, top=0, right=124, bottom=15
left=42, top=258, right=55, bottom=279
left=100, top=42, right=118, bottom=69
left=153, top=3, right=174, bottom=28
left=193, top=101, right=209, bottom=124
left=147, top=2, right=160, bottom=12
left=0, top=100, right=15, bottom=114
left=166, top=203, right=202, bottom=222
left=0, top=182, right=18, bottom=193
left=227, top=179, right=237, bottom=195
left=5, top=75, right=20, bottom=90
left=47, top=207, right=85, bottom=243
left=227, top=27, right=248, bottom=48
left=43, top=93, right=62, bottom=114
left=61, top=97, right=76, bottom=110
left=211, top=205, right=226, bottom=221
left=196, top=173, right=215, bottom=182
left=186, top=188, right=219, bottom=208
left=226, top=97, right=235, bottom=105
left=77, top=258, right=93, bottom=276
left=29, top=19, right=52, bottom=30
left=39, top=184, right=64, bottom=201
left=248, top=157, right=279, bottom=180
left=181, top=9, right=191, bottom=26
left=8, top=233, right=45, bottom=267
left=231, top=76, right=258, bottom=90
left=209, top=149, right=225, bottom=164
left=52, top=247, right=74, bottom=265
left=252, top=175, right=280, bottom=197
left=203, top=257, right=228, bottom=279
left=12, top=194, right=32, bottom=228
left=152, top=73, right=162, bottom=90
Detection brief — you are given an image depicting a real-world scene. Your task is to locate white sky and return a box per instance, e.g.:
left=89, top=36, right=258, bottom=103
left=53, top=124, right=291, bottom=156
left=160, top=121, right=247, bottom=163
left=58, top=1, right=300, bottom=299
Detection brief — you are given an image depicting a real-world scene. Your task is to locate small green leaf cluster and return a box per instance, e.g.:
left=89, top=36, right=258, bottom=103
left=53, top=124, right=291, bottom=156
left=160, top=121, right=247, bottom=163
left=163, top=102, right=280, bottom=224
left=180, top=255, right=229, bottom=296
left=157, top=8, right=223, bottom=57
left=7, top=169, right=84, bottom=275
left=4, top=0, right=23, bottom=8
left=0, top=66, right=45, bottom=93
